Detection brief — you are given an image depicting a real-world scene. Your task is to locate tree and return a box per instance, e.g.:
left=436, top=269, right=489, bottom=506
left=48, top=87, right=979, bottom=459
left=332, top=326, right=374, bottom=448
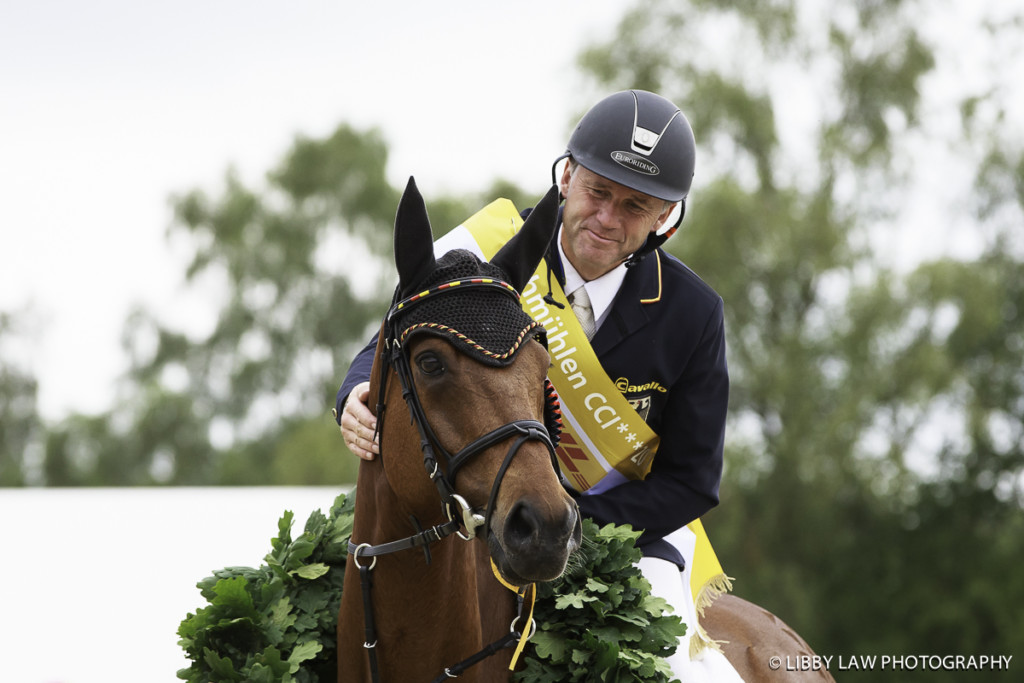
left=577, top=0, right=1024, bottom=672
left=0, top=312, right=40, bottom=486
left=36, top=125, right=399, bottom=484
left=32, top=123, right=539, bottom=486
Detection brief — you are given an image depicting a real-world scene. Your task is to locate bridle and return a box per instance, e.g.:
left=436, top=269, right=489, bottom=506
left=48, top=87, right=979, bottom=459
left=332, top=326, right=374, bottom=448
left=347, top=276, right=564, bottom=683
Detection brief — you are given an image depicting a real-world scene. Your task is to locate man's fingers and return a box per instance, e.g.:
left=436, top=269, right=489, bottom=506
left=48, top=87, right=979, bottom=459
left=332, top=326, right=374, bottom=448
left=340, top=382, right=379, bottom=460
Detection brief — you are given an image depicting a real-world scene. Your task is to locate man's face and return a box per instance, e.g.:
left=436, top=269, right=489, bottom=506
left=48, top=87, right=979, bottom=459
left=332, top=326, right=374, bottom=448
left=558, top=163, right=675, bottom=281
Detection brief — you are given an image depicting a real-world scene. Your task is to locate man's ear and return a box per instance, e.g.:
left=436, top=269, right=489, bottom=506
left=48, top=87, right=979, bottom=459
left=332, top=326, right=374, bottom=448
left=559, top=161, right=574, bottom=199
left=652, top=201, right=680, bottom=234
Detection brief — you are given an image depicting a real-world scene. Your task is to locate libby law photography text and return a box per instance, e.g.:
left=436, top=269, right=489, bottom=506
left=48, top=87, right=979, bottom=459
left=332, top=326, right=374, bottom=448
left=768, top=654, right=1013, bottom=673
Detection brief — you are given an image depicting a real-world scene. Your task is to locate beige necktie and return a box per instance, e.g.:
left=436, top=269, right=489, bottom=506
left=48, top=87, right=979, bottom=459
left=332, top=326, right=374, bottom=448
left=569, top=286, right=596, bottom=340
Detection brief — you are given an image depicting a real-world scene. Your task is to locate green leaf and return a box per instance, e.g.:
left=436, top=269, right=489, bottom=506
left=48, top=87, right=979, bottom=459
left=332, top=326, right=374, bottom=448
left=287, top=640, right=323, bottom=673
left=530, top=630, right=568, bottom=661
left=211, top=576, right=257, bottom=617
left=276, top=511, right=295, bottom=547
left=642, top=594, right=673, bottom=617
left=290, top=562, right=330, bottom=580
left=269, top=597, right=297, bottom=631
left=255, top=646, right=291, bottom=676
left=554, top=590, right=600, bottom=610
left=203, top=648, right=241, bottom=681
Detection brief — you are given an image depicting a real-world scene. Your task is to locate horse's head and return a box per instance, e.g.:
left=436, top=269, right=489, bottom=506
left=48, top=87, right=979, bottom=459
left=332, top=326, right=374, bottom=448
left=370, top=178, right=581, bottom=584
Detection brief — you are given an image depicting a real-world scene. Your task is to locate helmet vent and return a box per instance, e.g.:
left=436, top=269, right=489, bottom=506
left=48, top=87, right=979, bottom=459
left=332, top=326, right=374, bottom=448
left=632, top=126, right=661, bottom=154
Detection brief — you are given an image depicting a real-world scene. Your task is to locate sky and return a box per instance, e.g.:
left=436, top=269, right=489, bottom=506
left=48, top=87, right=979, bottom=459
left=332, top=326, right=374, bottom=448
left=0, top=0, right=627, bottom=421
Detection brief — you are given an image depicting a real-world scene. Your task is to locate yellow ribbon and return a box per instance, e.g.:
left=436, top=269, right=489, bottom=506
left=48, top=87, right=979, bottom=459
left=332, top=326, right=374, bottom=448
left=490, top=558, right=536, bottom=671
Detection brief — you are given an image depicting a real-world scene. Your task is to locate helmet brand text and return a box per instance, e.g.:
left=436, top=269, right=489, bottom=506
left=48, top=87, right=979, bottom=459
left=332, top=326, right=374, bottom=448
left=610, top=151, right=660, bottom=176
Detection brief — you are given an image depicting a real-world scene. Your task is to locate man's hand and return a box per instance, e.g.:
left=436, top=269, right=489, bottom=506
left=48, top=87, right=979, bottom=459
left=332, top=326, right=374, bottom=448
left=339, top=381, right=379, bottom=460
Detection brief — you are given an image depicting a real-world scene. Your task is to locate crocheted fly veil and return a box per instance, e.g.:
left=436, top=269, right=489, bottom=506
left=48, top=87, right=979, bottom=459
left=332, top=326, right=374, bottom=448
left=386, top=178, right=562, bottom=367
left=378, top=178, right=564, bottom=450
left=389, top=249, right=543, bottom=366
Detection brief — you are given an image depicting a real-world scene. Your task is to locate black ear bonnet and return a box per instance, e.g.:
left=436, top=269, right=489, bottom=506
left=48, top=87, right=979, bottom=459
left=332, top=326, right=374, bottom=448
left=380, top=179, right=565, bottom=449
left=387, top=248, right=547, bottom=367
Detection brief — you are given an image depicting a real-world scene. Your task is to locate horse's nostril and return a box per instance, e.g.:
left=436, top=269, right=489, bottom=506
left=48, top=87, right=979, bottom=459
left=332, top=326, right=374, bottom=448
left=504, top=501, right=539, bottom=548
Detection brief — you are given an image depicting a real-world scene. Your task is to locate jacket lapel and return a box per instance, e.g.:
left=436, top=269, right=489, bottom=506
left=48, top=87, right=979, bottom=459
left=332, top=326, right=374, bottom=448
left=591, top=250, right=662, bottom=356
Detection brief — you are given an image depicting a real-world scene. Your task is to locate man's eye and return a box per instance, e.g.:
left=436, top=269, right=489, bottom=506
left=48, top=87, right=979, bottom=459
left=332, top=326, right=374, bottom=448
left=415, top=353, right=445, bottom=376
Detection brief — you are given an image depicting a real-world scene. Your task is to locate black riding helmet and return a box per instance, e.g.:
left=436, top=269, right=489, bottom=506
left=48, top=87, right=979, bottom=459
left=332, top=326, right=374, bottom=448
left=552, top=90, right=696, bottom=263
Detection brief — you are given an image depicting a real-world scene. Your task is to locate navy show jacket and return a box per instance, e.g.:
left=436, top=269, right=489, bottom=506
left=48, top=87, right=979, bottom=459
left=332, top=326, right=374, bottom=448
left=336, top=218, right=729, bottom=568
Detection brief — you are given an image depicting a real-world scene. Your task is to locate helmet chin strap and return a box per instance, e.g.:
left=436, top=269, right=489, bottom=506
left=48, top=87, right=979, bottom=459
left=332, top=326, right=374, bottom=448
left=550, top=152, right=571, bottom=200
left=625, top=199, right=685, bottom=268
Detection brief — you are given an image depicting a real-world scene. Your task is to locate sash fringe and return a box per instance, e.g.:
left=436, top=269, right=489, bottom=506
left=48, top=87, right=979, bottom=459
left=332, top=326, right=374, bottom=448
left=689, top=573, right=734, bottom=659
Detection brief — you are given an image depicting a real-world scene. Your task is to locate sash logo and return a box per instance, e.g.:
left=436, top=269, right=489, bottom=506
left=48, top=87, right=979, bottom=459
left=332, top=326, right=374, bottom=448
left=615, top=377, right=668, bottom=394
left=610, top=150, right=660, bottom=176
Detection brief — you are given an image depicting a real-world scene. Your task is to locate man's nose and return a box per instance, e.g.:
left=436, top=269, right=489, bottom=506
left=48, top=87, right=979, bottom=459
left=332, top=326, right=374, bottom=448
left=594, top=199, right=621, bottom=229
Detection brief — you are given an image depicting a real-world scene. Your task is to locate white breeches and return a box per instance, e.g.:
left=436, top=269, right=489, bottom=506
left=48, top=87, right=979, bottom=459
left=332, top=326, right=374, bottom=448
left=638, top=553, right=745, bottom=682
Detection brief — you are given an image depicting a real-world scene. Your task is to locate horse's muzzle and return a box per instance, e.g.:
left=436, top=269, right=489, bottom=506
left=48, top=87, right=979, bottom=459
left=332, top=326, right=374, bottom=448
left=489, top=496, right=582, bottom=584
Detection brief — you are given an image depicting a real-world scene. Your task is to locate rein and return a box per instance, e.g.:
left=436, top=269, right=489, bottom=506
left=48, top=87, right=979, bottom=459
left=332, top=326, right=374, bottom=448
left=347, top=277, right=560, bottom=682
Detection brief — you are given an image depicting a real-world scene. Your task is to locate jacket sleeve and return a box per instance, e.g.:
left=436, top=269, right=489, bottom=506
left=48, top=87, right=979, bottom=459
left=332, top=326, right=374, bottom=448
left=334, top=332, right=379, bottom=424
left=577, top=296, right=728, bottom=552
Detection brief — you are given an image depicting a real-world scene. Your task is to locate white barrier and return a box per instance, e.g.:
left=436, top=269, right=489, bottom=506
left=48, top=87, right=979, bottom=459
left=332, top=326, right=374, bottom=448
left=0, top=487, right=346, bottom=683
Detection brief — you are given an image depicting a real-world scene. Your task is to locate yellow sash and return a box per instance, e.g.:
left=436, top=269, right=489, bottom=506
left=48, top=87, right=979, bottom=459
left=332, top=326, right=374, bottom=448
left=456, top=199, right=731, bottom=633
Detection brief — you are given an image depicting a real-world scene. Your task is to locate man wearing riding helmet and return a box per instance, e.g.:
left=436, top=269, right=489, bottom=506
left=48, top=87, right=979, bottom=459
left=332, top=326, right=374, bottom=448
left=337, top=90, right=738, bottom=681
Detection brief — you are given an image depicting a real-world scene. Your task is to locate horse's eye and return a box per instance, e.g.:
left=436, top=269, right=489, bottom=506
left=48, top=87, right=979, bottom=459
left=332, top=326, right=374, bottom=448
left=415, top=352, right=445, bottom=376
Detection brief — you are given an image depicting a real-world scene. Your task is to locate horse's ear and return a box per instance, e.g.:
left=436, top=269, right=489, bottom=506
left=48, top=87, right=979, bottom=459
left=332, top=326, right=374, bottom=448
left=394, top=176, right=437, bottom=297
left=491, top=184, right=560, bottom=292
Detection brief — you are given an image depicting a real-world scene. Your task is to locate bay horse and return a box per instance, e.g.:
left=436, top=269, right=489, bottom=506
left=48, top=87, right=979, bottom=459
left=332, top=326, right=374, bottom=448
left=337, top=178, right=582, bottom=683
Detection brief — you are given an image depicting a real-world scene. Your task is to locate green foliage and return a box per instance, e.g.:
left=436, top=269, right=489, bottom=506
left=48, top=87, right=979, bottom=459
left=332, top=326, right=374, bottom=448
left=513, top=520, right=686, bottom=683
left=0, top=312, right=39, bottom=486
left=178, top=492, right=354, bottom=683
left=179, top=495, right=684, bottom=683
